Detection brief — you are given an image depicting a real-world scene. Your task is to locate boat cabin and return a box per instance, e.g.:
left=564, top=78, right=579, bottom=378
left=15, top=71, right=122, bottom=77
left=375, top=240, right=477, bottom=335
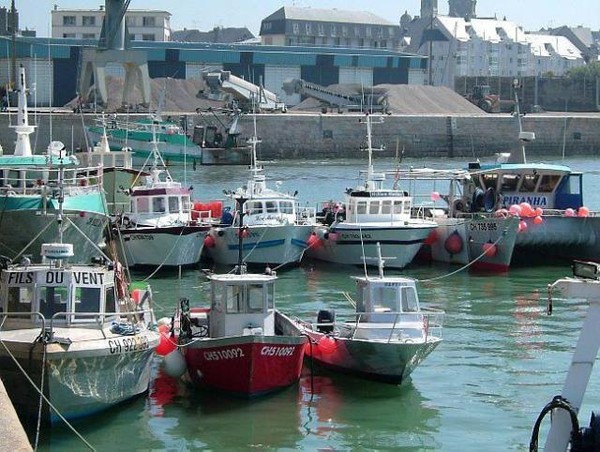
left=208, top=273, right=277, bottom=337
left=0, top=244, right=119, bottom=328
left=128, top=169, right=192, bottom=224
left=353, top=276, right=421, bottom=323
left=470, top=163, right=583, bottom=210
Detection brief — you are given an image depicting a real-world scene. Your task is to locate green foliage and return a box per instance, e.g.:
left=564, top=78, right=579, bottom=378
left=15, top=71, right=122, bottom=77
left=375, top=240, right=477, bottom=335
left=566, top=62, right=600, bottom=80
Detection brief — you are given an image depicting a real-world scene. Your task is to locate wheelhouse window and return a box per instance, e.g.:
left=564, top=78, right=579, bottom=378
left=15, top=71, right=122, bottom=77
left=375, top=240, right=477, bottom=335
left=74, top=287, right=101, bottom=318
left=481, top=173, right=498, bottom=190
left=381, top=200, right=392, bottom=214
left=247, top=284, right=264, bottom=312
left=168, top=196, right=180, bottom=213
left=135, top=197, right=150, bottom=213
left=501, top=174, right=520, bottom=191
left=152, top=197, right=166, bottom=213
left=182, top=197, right=190, bottom=213
left=40, top=286, right=69, bottom=319
left=519, top=174, right=539, bottom=192
left=539, top=174, right=561, bottom=193
left=224, top=284, right=267, bottom=313
left=393, top=200, right=404, bottom=214
left=265, top=201, right=277, bottom=213
left=6, top=286, right=32, bottom=313
left=356, top=201, right=367, bottom=214
left=105, top=287, right=116, bottom=313
left=375, top=286, right=397, bottom=312
left=400, top=286, right=418, bottom=312
left=246, top=201, right=263, bottom=215
left=280, top=201, right=293, bottom=214
left=369, top=201, right=379, bottom=214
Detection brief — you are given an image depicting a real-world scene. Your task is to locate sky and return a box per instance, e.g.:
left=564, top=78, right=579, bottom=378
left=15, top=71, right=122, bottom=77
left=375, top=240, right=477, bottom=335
left=17, top=1, right=600, bottom=37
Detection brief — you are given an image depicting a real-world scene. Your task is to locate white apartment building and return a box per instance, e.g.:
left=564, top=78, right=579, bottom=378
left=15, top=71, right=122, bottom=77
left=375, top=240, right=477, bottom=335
left=51, top=6, right=171, bottom=42
left=421, top=16, right=584, bottom=87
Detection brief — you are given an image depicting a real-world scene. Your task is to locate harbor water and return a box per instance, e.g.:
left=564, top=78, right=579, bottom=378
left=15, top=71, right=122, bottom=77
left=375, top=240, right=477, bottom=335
left=39, top=156, right=600, bottom=450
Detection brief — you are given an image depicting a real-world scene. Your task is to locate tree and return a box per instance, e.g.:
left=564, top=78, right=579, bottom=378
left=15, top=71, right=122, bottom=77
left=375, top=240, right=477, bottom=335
left=566, top=62, right=600, bottom=80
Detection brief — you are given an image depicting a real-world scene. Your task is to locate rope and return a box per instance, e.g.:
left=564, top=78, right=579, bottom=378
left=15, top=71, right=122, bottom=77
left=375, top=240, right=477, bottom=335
left=33, top=340, right=47, bottom=451
left=0, top=337, right=95, bottom=450
left=141, top=224, right=190, bottom=282
left=419, top=225, right=509, bottom=283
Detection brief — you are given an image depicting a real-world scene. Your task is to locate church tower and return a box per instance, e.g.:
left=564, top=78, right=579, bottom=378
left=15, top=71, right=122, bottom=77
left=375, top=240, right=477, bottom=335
left=420, top=0, right=438, bottom=18
left=448, top=0, right=477, bottom=20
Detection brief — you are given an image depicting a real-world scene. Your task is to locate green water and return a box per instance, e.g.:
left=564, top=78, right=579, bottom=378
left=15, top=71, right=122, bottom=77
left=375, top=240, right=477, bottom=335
left=39, top=157, right=600, bottom=450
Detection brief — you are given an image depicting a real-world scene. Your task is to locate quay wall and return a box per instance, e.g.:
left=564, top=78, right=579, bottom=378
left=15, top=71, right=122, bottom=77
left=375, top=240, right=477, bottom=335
left=0, top=113, right=599, bottom=161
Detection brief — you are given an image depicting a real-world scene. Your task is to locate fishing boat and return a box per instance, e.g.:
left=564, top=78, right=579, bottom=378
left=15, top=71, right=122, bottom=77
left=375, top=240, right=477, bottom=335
left=306, top=113, right=437, bottom=269
left=0, top=163, right=160, bottom=429
left=114, top=126, right=214, bottom=268
left=282, top=243, right=444, bottom=384
left=391, top=167, right=520, bottom=272
left=530, top=261, right=600, bottom=451
left=466, top=81, right=600, bottom=264
left=203, top=113, right=316, bottom=268
left=0, top=65, right=109, bottom=263
left=173, top=197, right=307, bottom=397
left=86, top=107, right=250, bottom=166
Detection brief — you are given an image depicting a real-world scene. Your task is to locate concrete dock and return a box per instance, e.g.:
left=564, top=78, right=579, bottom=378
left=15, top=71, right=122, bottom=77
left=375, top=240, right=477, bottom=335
left=0, top=378, right=32, bottom=451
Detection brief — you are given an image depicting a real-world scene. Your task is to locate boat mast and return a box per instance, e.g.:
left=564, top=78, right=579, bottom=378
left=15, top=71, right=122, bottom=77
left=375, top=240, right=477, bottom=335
left=11, top=65, right=35, bottom=157
left=234, top=195, right=248, bottom=275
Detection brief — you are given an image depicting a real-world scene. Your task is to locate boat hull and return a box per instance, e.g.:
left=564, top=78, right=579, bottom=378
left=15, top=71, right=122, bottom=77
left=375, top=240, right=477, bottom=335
left=307, top=223, right=435, bottom=268
left=0, top=328, right=160, bottom=428
left=182, top=334, right=306, bottom=397
left=205, top=224, right=314, bottom=267
left=119, top=225, right=210, bottom=267
left=302, top=328, right=440, bottom=384
left=0, top=202, right=108, bottom=262
left=512, top=214, right=600, bottom=263
left=421, top=215, right=519, bottom=272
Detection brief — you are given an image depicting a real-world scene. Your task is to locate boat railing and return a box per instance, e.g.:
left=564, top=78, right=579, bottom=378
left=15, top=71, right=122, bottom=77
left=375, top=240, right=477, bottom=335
left=297, top=205, right=317, bottom=224
left=0, top=165, right=104, bottom=196
left=0, top=307, right=155, bottom=339
left=345, top=309, right=444, bottom=343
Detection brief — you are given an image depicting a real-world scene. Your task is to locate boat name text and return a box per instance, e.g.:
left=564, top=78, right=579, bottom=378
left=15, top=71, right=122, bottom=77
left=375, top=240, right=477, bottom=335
left=260, top=346, right=295, bottom=357
left=204, top=348, right=245, bottom=361
left=502, top=196, right=548, bottom=207
left=6, top=271, right=106, bottom=285
left=108, top=335, right=150, bottom=354
left=340, top=233, right=372, bottom=240
left=469, top=222, right=498, bottom=231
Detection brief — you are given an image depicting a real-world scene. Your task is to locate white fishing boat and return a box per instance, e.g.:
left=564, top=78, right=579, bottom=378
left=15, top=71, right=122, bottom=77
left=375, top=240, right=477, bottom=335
left=203, top=114, right=316, bottom=268
left=306, top=113, right=437, bottom=269
left=466, top=80, right=600, bottom=264
left=172, top=198, right=307, bottom=397
left=0, top=164, right=160, bottom=430
left=391, top=167, right=520, bottom=272
left=281, top=243, right=444, bottom=384
left=0, top=65, right=109, bottom=263
left=114, top=126, right=214, bottom=268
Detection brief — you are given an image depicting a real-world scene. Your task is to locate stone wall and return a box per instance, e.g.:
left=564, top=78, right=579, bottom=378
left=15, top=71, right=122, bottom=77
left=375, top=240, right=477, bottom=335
left=0, top=112, right=598, bottom=160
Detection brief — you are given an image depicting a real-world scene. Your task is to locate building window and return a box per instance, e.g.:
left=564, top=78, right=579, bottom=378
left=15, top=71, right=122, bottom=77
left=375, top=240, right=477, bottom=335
left=342, top=25, right=348, bottom=37
left=331, top=25, right=336, bottom=36
left=318, top=24, right=325, bottom=36
left=82, top=16, right=96, bottom=26
left=142, top=34, right=155, bottom=41
left=126, top=16, right=136, bottom=27
left=366, top=27, right=372, bottom=38
left=62, top=33, right=76, bottom=38
left=142, top=16, right=156, bottom=27
left=293, top=23, right=299, bottom=35
left=305, top=23, right=311, bottom=35
left=63, top=16, right=76, bottom=26
left=82, top=33, right=96, bottom=39
left=263, top=22, right=272, bottom=31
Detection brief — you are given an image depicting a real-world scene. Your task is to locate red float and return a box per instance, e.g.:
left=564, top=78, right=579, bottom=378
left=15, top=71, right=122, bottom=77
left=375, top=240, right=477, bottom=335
left=444, top=230, right=463, bottom=255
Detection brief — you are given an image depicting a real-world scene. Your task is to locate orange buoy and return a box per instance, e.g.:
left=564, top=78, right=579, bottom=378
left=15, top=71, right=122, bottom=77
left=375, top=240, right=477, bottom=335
left=482, top=242, right=497, bottom=257
left=203, top=234, right=216, bottom=248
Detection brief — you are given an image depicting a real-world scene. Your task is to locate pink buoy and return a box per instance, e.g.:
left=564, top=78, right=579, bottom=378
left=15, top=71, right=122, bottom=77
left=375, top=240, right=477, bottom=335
left=482, top=242, right=498, bottom=257
left=431, top=191, right=441, bottom=201
left=564, top=208, right=576, bottom=217
left=509, top=204, right=522, bottom=217
left=535, top=207, right=543, bottom=216
left=533, top=215, right=543, bottom=225
left=518, top=220, right=528, bottom=232
left=519, top=202, right=533, bottom=217
left=578, top=206, right=590, bottom=217
left=494, top=208, right=509, bottom=218
left=307, top=233, right=322, bottom=249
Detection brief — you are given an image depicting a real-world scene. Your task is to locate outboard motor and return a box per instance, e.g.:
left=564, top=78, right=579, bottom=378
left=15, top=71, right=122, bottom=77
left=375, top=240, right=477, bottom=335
left=317, top=309, right=335, bottom=334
